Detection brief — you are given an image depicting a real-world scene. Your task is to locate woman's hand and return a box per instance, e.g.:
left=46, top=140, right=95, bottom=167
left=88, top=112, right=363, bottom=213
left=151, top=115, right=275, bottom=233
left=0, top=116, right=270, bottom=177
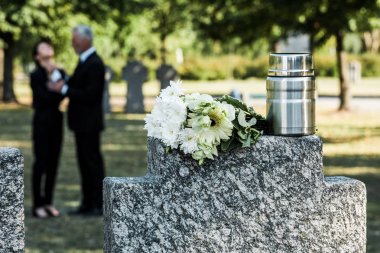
left=47, top=80, right=65, bottom=93
left=42, top=62, right=57, bottom=74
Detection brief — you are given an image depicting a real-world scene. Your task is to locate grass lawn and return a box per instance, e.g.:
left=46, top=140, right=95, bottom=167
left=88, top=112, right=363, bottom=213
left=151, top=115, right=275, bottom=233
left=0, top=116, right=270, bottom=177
left=0, top=78, right=379, bottom=252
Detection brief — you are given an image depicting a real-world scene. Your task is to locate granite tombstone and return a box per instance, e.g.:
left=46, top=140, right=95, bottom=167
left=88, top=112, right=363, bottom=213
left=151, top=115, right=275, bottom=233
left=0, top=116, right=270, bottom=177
left=104, top=136, right=366, bottom=253
left=156, top=64, right=177, bottom=90
left=0, top=148, right=25, bottom=252
left=123, top=60, right=147, bottom=113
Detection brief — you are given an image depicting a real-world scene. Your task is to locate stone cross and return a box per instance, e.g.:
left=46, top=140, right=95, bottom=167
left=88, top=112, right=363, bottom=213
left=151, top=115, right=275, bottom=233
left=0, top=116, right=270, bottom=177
left=156, top=64, right=177, bottom=90
left=103, top=66, right=113, bottom=114
left=122, top=60, right=147, bottom=113
left=104, top=136, right=366, bottom=252
left=0, top=148, right=25, bottom=252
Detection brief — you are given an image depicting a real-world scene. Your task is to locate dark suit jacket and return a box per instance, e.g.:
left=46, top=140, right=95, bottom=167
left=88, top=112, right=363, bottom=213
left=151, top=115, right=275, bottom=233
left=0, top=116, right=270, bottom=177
left=67, top=52, right=105, bottom=132
left=30, top=66, right=65, bottom=113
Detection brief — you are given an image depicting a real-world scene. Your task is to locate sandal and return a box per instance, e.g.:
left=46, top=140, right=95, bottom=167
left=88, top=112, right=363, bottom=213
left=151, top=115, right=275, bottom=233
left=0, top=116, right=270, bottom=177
left=44, top=205, right=60, bottom=217
left=32, top=207, right=49, bottom=219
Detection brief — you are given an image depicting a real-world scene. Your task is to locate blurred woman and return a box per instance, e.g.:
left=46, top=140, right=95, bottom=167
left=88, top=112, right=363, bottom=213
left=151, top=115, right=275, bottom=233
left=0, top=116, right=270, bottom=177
left=30, top=40, right=65, bottom=218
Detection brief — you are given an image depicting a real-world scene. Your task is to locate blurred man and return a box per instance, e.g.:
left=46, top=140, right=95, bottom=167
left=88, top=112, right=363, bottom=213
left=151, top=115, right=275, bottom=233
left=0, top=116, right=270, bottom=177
left=49, top=25, right=105, bottom=215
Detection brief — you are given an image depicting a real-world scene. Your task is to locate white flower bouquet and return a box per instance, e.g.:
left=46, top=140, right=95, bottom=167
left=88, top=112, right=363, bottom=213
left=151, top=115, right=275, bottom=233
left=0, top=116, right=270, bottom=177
left=144, top=80, right=267, bottom=165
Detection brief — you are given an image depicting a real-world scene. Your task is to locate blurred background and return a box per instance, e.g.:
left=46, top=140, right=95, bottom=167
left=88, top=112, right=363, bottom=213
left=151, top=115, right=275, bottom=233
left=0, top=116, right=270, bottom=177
left=0, top=0, right=379, bottom=252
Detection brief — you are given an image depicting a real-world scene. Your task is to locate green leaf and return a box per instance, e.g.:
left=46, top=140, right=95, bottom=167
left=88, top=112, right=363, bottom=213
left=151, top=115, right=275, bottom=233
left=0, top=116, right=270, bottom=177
left=217, top=95, right=254, bottom=114
left=237, top=109, right=258, bottom=127
left=242, top=134, right=251, bottom=148
left=221, top=136, right=234, bottom=152
left=237, top=130, right=248, bottom=140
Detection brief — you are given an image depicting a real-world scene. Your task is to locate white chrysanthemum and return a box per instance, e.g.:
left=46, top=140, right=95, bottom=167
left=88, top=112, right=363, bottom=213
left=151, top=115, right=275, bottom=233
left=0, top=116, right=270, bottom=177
left=160, top=80, right=184, bottom=100
left=221, top=101, right=236, bottom=121
left=179, top=128, right=199, bottom=154
left=185, top=93, right=213, bottom=111
left=188, top=103, right=234, bottom=145
left=197, top=118, right=233, bottom=145
left=144, top=114, right=161, bottom=138
left=144, top=81, right=187, bottom=148
left=188, top=113, right=211, bottom=130
left=161, top=123, right=182, bottom=148
left=169, top=100, right=187, bottom=121
left=192, top=143, right=218, bottom=165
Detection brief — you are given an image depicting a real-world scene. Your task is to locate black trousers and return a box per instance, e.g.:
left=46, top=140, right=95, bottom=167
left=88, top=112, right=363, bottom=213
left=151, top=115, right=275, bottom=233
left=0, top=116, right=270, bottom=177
left=74, top=131, right=105, bottom=209
left=32, top=110, right=63, bottom=208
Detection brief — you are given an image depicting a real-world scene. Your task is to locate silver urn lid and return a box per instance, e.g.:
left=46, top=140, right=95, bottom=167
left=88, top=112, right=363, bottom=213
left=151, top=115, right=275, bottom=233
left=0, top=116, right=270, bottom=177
left=268, top=53, right=314, bottom=77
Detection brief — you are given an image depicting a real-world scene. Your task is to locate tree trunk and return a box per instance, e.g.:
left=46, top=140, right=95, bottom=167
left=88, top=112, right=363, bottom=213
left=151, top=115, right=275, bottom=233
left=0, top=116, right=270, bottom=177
left=2, top=33, right=17, bottom=102
left=335, top=31, right=350, bottom=111
left=270, top=40, right=280, bottom=53
left=0, top=49, right=3, bottom=95
left=309, top=33, right=314, bottom=54
left=372, top=29, right=379, bottom=53
left=363, top=31, right=372, bottom=52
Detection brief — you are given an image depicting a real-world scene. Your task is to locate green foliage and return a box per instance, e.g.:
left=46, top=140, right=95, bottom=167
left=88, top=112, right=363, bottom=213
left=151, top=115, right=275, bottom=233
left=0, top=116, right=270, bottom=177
left=356, top=54, right=380, bottom=77
left=343, top=33, right=363, bottom=54
left=178, top=56, right=229, bottom=80
left=190, top=0, right=290, bottom=48
left=217, top=95, right=267, bottom=151
left=178, top=55, right=269, bottom=80
left=177, top=52, right=380, bottom=80
left=314, top=55, right=338, bottom=77
left=314, top=53, right=380, bottom=77
left=233, top=56, right=268, bottom=79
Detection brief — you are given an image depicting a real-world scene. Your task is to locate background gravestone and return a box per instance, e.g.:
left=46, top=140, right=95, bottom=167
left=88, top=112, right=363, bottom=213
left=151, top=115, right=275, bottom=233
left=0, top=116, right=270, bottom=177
left=156, top=64, right=178, bottom=90
left=348, top=60, right=361, bottom=84
left=103, top=66, right=113, bottom=114
left=104, top=136, right=366, bottom=253
left=122, top=60, right=147, bottom=113
left=0, top=148, right=25, bottom=252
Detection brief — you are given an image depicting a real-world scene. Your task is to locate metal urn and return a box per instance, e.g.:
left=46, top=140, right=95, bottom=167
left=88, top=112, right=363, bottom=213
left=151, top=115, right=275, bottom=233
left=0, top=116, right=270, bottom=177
left=266, top=53, right=316, bottom=136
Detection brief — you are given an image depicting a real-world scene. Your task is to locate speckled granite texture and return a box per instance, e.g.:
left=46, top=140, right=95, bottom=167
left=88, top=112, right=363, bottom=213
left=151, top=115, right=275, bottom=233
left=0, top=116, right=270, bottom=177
left=0, top=148, right=25, bottom=252
left=104, top=136, right=366, bottom=253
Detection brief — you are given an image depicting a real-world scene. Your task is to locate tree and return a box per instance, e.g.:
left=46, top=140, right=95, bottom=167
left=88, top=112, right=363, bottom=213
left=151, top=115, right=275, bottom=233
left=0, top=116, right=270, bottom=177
left=294, top=0, right=379, bottom=111
left=108, top=0, right=191, bottom=65
left=190, top=0, right=306, bottom=51
left=0, top=0, right=120, bottom=103
left=363, top=29, right=380, bottom=53
left=147, top=0, right=189, bottom=64
left=191, top=0, right=380, bottom=111
left=0, top=0, right=73, bottom=102
left=0, top=0, right=25, bottom=102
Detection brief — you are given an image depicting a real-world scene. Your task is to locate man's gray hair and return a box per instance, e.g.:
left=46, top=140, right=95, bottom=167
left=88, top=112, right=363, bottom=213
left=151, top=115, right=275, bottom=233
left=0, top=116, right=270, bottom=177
left=73, top=25, right=93, bottom=42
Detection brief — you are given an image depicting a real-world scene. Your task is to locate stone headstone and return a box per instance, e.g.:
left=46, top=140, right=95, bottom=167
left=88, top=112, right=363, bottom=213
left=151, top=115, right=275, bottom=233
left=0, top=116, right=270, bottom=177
left=104, top=136, right=366, bottom=252
left=0, top=148, right=25, bottom=252
left=229, top=88, right=243, bottom=100
left=122, top=60, right=147, bottom=113
left=103, top=66, right=113, bottom=114
left=348, top=60, right=361, bottom=84
left=278, top=33, right=310, bottom=53
left=156, top=64, right=177, bottom=90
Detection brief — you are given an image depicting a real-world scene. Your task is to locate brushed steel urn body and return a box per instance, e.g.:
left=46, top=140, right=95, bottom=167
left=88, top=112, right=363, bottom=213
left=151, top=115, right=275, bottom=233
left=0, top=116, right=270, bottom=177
left=266, top=53, right=316, bottom=136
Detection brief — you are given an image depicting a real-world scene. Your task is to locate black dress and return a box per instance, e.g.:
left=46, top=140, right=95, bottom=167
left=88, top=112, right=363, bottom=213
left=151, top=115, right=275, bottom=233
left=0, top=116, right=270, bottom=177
left=30, top=66, right=65, bottom=209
